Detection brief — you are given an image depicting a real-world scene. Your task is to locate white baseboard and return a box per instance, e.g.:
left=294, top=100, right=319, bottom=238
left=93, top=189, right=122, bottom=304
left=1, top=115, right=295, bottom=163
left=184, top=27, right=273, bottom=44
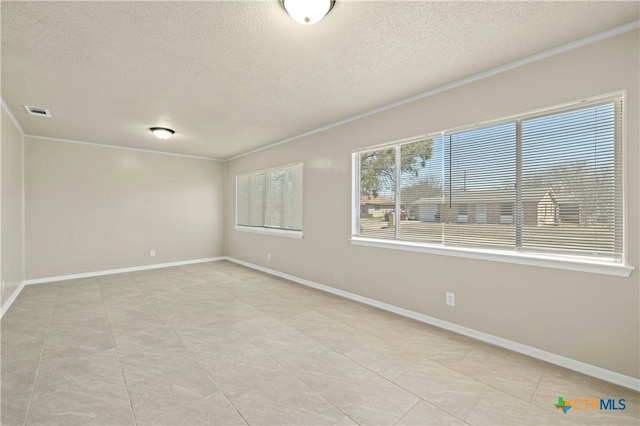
left=225, top=256, right=640, bottom=392
left=23, top=257, right=225, bottom=285
left=1, top=280, right=26, bottom=319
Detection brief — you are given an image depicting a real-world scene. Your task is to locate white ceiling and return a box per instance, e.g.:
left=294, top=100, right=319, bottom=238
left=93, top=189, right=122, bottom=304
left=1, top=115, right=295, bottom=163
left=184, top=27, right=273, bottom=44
left=2, top=1, right=638, bottom=160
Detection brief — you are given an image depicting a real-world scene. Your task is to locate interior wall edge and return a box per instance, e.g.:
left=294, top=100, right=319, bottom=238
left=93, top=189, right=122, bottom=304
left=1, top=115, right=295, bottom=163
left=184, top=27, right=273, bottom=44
left=1, top=97, right=26, bottom=136
left=1, top=100, right=26, bottom=313
left=225, top=256, right=640, bottom=391
left=22, top=257, right=226, bottom=286
left=0, top=280, right=25, bottom=319
left=25, top=134, right=223, bottom=162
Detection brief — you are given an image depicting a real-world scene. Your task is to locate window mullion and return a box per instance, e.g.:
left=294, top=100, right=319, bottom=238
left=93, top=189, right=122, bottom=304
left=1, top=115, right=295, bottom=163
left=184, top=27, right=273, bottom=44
left=515, top=120, right=522, bottom=249
left=395, top=145, right=401, bottom=239
left=614, top=99, right=623, bottom=256
left=262, top=173, right=268, bottom=227
left=353, top=154, right=362, bottom=235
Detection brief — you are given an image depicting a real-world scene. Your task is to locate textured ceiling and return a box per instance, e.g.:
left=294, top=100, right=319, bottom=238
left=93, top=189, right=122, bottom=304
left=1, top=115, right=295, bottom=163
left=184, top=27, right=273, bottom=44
left=2, top=1, right=639, bottom=159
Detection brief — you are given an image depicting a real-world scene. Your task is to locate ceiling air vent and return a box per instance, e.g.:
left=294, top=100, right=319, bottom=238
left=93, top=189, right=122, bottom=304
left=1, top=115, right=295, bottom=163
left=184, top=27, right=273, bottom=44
left=24, top=105, right=52, bottom=118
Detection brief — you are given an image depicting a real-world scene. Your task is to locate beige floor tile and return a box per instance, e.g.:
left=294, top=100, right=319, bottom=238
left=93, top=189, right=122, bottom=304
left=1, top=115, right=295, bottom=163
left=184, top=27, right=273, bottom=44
left=110, top=320, right=181, bottom=356
left=1, top=393, right=32, bottom=426
left=205, top=358, right=312, bottom=399
left=395, top=400, right=467, bottom=425
left=395, top=359, right=487, bottom=419
left=41, top=331, right=115, bottom=363
left=83, top=407, right=136, bottom=426
left=133, top=392, right=246, bottom=426
left=231, top=315, right=312, bottom=347
left=0, top=311, right=53, bottom=333
left=108, top=312, right=167, bottom=332
left=32, top=349, right=122, bottom=402
left=175, top=323, right=246, bottom=352
left=184, top=328, right=280, bottom=372
left=1, top=366, right=37, bottom=426
left=1, top=361, right=40, bottom=397
left=26, top=372, right=131, bottom=425
left=321, top=369, right=419, bottom=425
left=345, top=344, right=424, bottom=381
left=385, top=332, right=453, bottom=359
left=120, top=346, right=237, bottom=424
left=243, top=324, right=369, bottom=392
left=284, top=310, right=375, bottom=354
left=1, top=335, right=47, bottom=366
left=249, top=299, right=313, bottom=320
left=446, top=346, right=544, bottom=402
left=226, top=392, right=356, bottom=426
left=2, top=296, right=56, bottom=316
left=202, top=347, right=356, bottom=424
left=103, top=300, right=160, bottom=322
left=118, top=343, right=210, bottom=389
left=49, top=307, right=108, bottom=327
left=277, top=348, right=369, bottom=393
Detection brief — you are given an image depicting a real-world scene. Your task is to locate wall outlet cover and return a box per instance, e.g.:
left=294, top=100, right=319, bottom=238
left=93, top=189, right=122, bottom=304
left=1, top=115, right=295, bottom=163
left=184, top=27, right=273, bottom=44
left=446, top=292, right=455, bottom=306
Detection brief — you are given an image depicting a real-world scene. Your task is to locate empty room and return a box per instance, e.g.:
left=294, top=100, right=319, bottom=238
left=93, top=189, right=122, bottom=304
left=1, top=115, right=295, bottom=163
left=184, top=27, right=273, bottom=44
left=1, top=1, right=639, bottom=425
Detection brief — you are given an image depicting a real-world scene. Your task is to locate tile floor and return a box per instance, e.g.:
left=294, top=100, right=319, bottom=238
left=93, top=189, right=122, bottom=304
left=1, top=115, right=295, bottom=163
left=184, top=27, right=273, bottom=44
left=1, top=261, right=638, bottom=425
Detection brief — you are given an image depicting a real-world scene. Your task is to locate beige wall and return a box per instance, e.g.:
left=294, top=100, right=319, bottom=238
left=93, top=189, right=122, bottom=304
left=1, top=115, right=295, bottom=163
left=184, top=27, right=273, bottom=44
left=226, top=31, right=640, bottom=379
left=1, top=107, right=25, bottom=307
left=25, top=138, right=225, bottom=279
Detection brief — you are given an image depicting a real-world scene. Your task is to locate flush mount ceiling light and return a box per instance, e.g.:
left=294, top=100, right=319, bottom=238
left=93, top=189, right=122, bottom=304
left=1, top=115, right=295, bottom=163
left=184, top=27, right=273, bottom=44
left=150, top=127, right=174, bottom=140
left=282, top=0, right=335, bottom=25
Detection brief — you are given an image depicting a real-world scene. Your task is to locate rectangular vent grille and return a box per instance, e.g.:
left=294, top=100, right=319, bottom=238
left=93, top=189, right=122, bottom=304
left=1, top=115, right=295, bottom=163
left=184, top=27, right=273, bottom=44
left=24, top=105, right=52, bottom=118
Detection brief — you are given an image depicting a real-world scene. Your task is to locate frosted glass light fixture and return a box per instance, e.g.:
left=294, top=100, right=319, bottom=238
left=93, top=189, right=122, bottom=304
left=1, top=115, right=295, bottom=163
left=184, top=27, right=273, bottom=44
left=150, top=127, right=174, bottom=140
left=282, top=0, right=335, bottom=25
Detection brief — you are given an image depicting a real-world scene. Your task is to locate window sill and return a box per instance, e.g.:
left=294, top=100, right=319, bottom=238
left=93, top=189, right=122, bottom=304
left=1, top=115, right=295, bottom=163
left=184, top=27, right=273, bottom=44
left=350, top=237, right=634, bottom=277
left=234, top=226, right=303, bottom=239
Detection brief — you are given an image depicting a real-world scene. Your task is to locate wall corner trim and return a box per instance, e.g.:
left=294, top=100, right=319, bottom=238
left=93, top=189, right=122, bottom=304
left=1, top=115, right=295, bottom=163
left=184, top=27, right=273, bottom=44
left=1, top=97, right=26, bottom=136
left=25, top=135, right=224, bottom=162
left=224, top=256, right=640, bottom=392
left=22, top=257, right=225, bottom=286
left=0, top=281, right=26, bottom=319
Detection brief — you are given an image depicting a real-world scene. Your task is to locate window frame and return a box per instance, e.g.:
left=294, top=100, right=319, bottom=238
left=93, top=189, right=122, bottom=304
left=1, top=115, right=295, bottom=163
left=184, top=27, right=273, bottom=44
left=351, top=92, right=633, bottom=277
left=235, top=163, right=303, bottom=239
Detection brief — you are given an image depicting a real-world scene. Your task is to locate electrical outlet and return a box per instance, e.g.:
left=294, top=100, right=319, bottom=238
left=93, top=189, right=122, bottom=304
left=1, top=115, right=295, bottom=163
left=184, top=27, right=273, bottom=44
left=267, top=252, right=271, bottom=260
left=150, top=250, right=156, bottom=257
left=446, top=292, right=455, bottom=306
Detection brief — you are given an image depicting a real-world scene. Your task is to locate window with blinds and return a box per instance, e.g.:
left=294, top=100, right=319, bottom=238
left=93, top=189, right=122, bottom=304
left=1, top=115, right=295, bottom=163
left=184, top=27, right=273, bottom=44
left=353, top=95, right=624, bottom=262
left=237, top=163, right=303, bottom=232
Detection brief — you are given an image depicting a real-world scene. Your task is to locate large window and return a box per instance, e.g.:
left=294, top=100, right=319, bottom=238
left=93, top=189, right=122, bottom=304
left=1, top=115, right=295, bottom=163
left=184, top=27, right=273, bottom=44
left=353, top=95, right=626, bottom=270
left=237, top=163, right=303, bottom=236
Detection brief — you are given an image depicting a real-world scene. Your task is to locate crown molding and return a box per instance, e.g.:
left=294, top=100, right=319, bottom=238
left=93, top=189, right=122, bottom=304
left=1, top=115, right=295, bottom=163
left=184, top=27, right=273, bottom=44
left=227, top=20, right=640, bottom=161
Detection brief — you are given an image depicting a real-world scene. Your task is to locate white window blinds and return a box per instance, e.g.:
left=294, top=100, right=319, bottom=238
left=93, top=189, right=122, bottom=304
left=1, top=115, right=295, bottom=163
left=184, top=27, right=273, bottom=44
left=265, top=166, right=303, bottom=230
left=520, top=101, right=622, bottom=257
left=354, top=96, right=623, bottom=262
left=236, top=173, right=265, bottom=227
left=237, top=163, right=303, bottom=232
left=443, top=122, right=517, bottom=249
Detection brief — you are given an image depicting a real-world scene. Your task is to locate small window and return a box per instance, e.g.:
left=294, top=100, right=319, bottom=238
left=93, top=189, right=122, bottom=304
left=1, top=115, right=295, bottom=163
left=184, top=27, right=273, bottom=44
left=500, top=203, right=513, bottom=224
left=236, top=163, right=303, bottom=235
left=458, top=204, right=468, bottom=223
